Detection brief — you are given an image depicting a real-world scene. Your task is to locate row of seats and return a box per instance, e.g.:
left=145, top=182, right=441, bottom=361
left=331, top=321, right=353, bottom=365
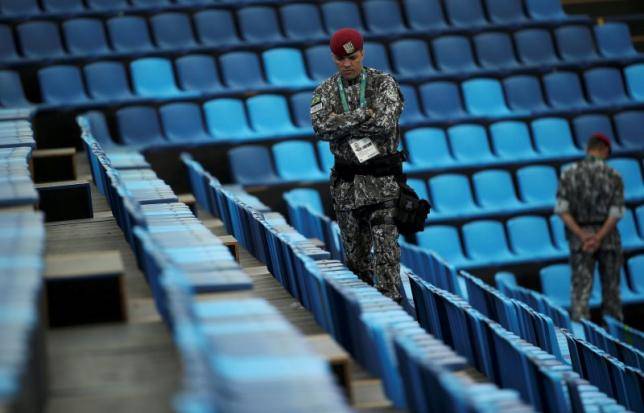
left=0, top=145, right=38, bottom=207
left=604, top=315, right=644, bottom=351
left=582, top=320, right=643, bottom=371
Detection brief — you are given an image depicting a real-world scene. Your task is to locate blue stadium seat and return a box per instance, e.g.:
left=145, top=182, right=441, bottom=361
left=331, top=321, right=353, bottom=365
left=85, top=111, right=117, bottom=147
left=448, top=124, right=497, bottom=164
left=594, top=23, right=637, bottom=58
left=399, top=84, right=426, bottom=125
left=63, top=18, right=110, bottom=56
left=160, top=102, right=212, bottom=143
left=391, top=39, right=436, bottom=78
left=107, top=16, right=154, bottom=53
left=608, top=158, right=644, bottom=202
left=116, top=106, right=165, bottom=146
left=150, top=12, right=197, bottom=49
left=84, top=61, right=134, bottom=101
left=443, top=0, right=487, bottom=28
left=474, top=32, right=520, bottom=69
left=584, top=67, right=631, bottom=106
left=432, top=35, right=478, bottom=73
left=0, top=71, right=31, bottom=107
left=193, top=10, right=240, bottom=47
left=555, top=25, right=600, bottom=62
left=17, top=21, right=65, bottom=58
left=238, top=6, right=284, bottom=44
left=203, top=98, right=255, bottom=140
left=321, top=2, right=365, bottom=33
left=623, top=64, right=644, bottom=101
left=38, top=65, right=89, bottom=104
left=540, top=264, right=601, bottom=307
left=130, top=58, right=182, bottom=97
left=363, top=0, right=407, bottom=35
left=130, top=0, right=170, bottom=7
left=404, top=127, right=455, bottom=169
left=473, top=170, right=523, bottom=212
left=420, top=81, right=468, bottom=120
left=543, top=71, right=589, bottom=109
left=407, top=178, right=429, bottom=201
left=428, top=174, right=479, bottom=218
left=273, top=141, right=326, bottom=181
left=417, top=226, right=472, bottom=268
left=503, top=75, right=550, bottom=114
left=263, top=48, right=314, bottom=88
left=305, top=45, right=337, bottom=82
left=228, top=145, right=281, bottom=185
left=549, top=215, right=569, bottom=252
left=176, top=54, right=224, bottom=94
left=507, top=216, right=561, bottom=260
left=364, top=42, right=392, bottom=73
left=462, top=78, right=511, bottom=117
left=0, top=25, right=18, bottom=61
left=284, top=188, right=324, bottom=214
left=247, top=94, right=301, bottom=138
left=524, top=0, right=569, bottom=21
left=489, top=121, right=539, bottom=160
left=42, top=0, right=84, bottom=12
left=531, top=117, right=582, bottom=158
left=628, top=255, right=644, bottom=293
left=514, top=28, right=560, bottom=66
left=616, top=209, right=643, bottom=250
left=87, top=0, right=128, bottom=10
left=638, top=206, right=644, bottom=236
left=175, top=0, right=209, bottom=4
left=0, top=0, right=40, bottom=15
left=614, top=111, right=644, bottom=150
left=517, top=165, right=558, bottom=208
left=484, top=0, right=528, bottom=25
left=572, top=114, right=616, bottom=150
left=317, top=141, right=334, bottom=173
left=219, top=51, right=267, bottom=90
left=402, top=0, right=448, bottom=32
left=463, top=220, right=517, bottom=265
left=280, top=3, right=326, bottom=41
left=290, top=91, right=314, bottom=132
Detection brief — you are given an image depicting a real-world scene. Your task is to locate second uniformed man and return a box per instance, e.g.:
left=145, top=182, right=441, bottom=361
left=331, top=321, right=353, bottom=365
left=310, top=28, right=404, bottom=302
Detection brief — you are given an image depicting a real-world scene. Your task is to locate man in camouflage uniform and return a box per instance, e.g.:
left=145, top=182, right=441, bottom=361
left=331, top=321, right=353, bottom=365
left=555, top=133, right=625, bottom=322
left=310, top=28, right=404, bottom=302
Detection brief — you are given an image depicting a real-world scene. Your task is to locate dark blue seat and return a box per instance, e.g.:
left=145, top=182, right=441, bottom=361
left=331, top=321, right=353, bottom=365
left=616, top=209, right=643, bottom=250
left=219, top=51, right=267, bottom=90
left=572, top=114, right=616, bottom=150
left=628, top=255, right=644, bottom=293
left=38, top=65, right=89, bottom=104
left=507, top=216, right=561, bottom=260
left=448, top=124, right=497, bottom=164
left=203, top=98, right=255, bottom=140
left=85, top=111, right=117, bottom=147
left=0, top=0, right=40, bottom=16
left=283, top=188, right=324, bottom=214
left=130, top=0, right=170, bottom=7
left=429, top=174, right=479, bottom=218
left=517, top=165, right=558, bottom=208
left=462, top=78, right=511, bottom=117
left=0, top=24, right=18, bottom=61
left=84, top=61, right=134, bottom=101
left=402, top=0, right=448, bottom=32
left=473, top=169, right=523, bottom=212
left=321, top=2, right=365, bottom=33
left=484, top=0, right=528, bottom=25
left=399, top=84, right=426, bottom=125
left=290, top=91, right=314, bottom=132
left=63, top=18, right=110, bottom=56
left=0, top=70, right=31, bottom=107
left=543, top=71, right=589, bottom=109
left=584, top=67, right=631, bottom=106
left=280, top=3, right=326, bottom=41
left=514, top=28, right=560, bottom=66
left=116, top=106, right=165, bottom=146
left=531, top=117, right=582, bottom=158
left=42, top=0, right=84, bottom=12
left=363, top=0, right=407, bottom=35
left=87, top=0, right=128, bottom=10
left=594, top=22, right=638, bottom=58
left=228, top=145, right=281, bottom=185
left=363, top=42, right=392, bottom=74
left=273, top=140, right=326, bottom=181
left=150, top=12, right=197, bottom=49
left=555, top=25, right=600, bottom=62
left=432, top=35, right=478, bottom=73
left=194, top=10, right=240, bottom=47
left=474, top=32, right=520, bottom=69
left=247, top=94, right=301, bottom=138
left=489, top=121, right=539, bottom=160
left=238, top=6, right=284, bottom=44
left=420, top=81, right=468, bottom=120
left=176, top=54, right=224, bottom=94
left=417, top=225, right=472, bottom=268
left=503, top=75, right=549, bottom=113
left=391, top=39, right=436, bottom=78
left=108, top=16, right=154, bottom=53
left=638, top=205, right=644, bottom=236
left=549, top=215, right=569, bottom=252
left=614, top=111, right=644, bottom=150
left=305, top=45, right=337, bottom=82
left=130, top=57, right=182, bottom=97
left=608, top=158, right=644, bottom=202
left=443, top=0, right=487, bottom=28
left=405, top=127, right=455, bottom=169
left=159, top=102, right=212, bottom=143
left=17, top=21, right=65, bottom=58
left=463, top=220, right=517, bottom=265
left=263, top=48, right=314, bottom=88
left=624, top=63, right=644, bottom=102
left=525, top=0, right=570, bottom=21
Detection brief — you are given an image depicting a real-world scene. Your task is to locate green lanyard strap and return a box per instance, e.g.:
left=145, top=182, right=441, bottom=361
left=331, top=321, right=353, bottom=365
left=337, top=69, right=367, bottom=113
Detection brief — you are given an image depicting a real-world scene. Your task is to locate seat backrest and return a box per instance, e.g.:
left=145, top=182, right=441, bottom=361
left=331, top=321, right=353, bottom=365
left=273, top=140, right=323, bottom=180
left=583, top=67, right=628, bottom=105
left=608, top=158, right=644, bottom=198
left=193, top=9, right=239, bottom=46
left=18, top=21, right=65, bottom=58
left=0, top=24, right=18, bottom=61
left=614, top=111, right=644, bottom=150
left=38, top=65, right=88, bottom=104
left=280, top=3, right=326, bottom=41
left=540, top=264, right=571, bottom=304
left=283, top=188, right=324, bottom=214
left=363, top=0, right=407, bottom=34
left=238, top=6, right=283, bottom=43
left=391, top=39, right=435, bottom=77
left=150, top=12, right=197, bottom=49
left=203, top=98, right=253, bottom=140
left=462, top=220, right=512, bottom=261
left=462, top=78, right=510, bottom=116
left=84, top=61, right=132, bottom=101
left=0, top=70, right=31, bottom=107
left=489, top=120, right=536, bottom=159
left=531, top=117, right=580, bottom=156
left=555, top=25, right=598, bottom=62
left=263, top=48, right=312, bottom=87
left=159, top=102, right=210, bottom=142
left=402, top=0, right=447, bottom=31
left=107, top=16, right=153, bottom=52
left=247, top=94, right=297, bottom=136
left=116, top=106, right=165, bottom=145
left=473, top=169, right=520, bottom=210
left=219, top=51, right=266, bottom=90
left=543, top=71, right=587, bottom=109
left=627, top=255, right=644, bottom=292
left=616, top=208, right=640, bottom=246
left=637, top=206, right=644, bottom=236
left=405, top=127, right=453, bottom=166
left=407, top=178, right=429, bottom=201
left=305, top=45, right=337, bottom=81
left=363, top=41, right=392, bottom=73
left=399, top=84, right=425, bottom=124
left=87, top=0, right=129, bottom=10
left=420, top=81, right=466, bottom=120
left=443, top=0, right=487, bottom=27
left=130, top=57, right=180, bottom=97
left=42, top=0, right=84, bottom=13
left=0, top=0, right=40, bottom=15
left=290, top=91, right=314, bottom=128
left=507, top=216, right=555, bottom=255
left=448, top=123, right=494, bottom=163
left=175, top=54, right=223, bottom=93
left=517, top=165, right=558, bottom=205
left=63, top=18, right=110, bottom=56
left=572, top=114, right=616, bottom=149
left=624, top=63, right=644, bottom=101
left=317, top=141, right=334, bottom=173
left=432, top=35, right=477, bottom=72
left=503, top=75, right=548, bottom=112
left=85, top=111, right=116, bottom=147
left=228, top=145, right=280, bottom=185
left=321, top=1, right=365, bottom=33
left=594, top=23, right=637, bottom=58
left=524, top=0, right=566, bottom=20
left=514, top=28, right=559, bottom=65
left=429, top=174, right=477, bottom=213
left=484, top=0, right=527, bottom=24
left=549, top=215, right=568, bottom=250
left=474, top=32, right=518, bottom=69
left=416, top=225, right=467, bottom=265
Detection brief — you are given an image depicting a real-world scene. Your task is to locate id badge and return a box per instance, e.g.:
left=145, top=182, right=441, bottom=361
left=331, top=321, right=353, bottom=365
left=349, top=138, right=380, bottom=163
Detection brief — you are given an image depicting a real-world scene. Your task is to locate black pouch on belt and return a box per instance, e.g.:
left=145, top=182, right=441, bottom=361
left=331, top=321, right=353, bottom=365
left=394, top=181, right=431, bottom=236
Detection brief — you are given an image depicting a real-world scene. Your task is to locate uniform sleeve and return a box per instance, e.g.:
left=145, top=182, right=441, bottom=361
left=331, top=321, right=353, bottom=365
left=356, top=75, right=403, bottom=137
left=311, top=86, right=370, bottom=142
left=554, top=170, right=572, bottom=214
left=608, top=172, right=625, bottom=218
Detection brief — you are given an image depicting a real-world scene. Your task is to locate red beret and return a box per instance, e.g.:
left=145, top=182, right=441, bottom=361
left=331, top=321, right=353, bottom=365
left=591, top=132, right=611, bottom=153
left=330, top=28, right=363, bottom=57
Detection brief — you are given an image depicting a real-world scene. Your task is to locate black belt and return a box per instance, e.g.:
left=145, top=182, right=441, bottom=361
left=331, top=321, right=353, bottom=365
left=333, top=152, right=404, bottom=182
left=577, top=221, right=606, bottom=225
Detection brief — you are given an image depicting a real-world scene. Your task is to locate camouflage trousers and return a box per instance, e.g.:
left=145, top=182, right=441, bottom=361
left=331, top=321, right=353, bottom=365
left=335, top=205, right=402, bottom=302
left=570, top=249, right=623, bottom=322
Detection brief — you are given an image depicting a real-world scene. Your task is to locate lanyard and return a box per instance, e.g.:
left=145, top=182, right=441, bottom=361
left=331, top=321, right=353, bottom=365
left=337, top=69, right=367, bottom=113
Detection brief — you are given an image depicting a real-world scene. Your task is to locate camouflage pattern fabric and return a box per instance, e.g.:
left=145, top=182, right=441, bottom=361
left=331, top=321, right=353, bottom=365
left=570, top=250, right=623, bottom=322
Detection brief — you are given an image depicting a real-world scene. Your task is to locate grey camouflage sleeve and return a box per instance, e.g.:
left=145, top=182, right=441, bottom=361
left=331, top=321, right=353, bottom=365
left=554, top=171, right=571, bottom=214
left=311, top=86, right=370, bottom=141
left=608, top=173, right=625, bottom=218
left=356, top=76, right=403, bottom=137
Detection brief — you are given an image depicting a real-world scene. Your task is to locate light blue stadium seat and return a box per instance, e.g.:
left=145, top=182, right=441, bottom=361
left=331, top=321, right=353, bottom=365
left=283, top=188, right=324, bottom=214
left=503, top=75, right=550, bottom=114
left=405, top=127, right=454, bottom=169
left=150, top=12, right=197, bottom=49
left=490, top=121, right=539, bottom=160
left=432, top=35, right=478, bottom=73
left=462, top=78, right=511, bottom=117
left=474, top=32, right=520, bottom=69
left=364, top=42, right=392, bottom=74
left=391, top=39, right=436, bottom=78
left=628, top=255, right=644, bottom=293
left=280, top=3, right=326, bottom=41
left=420, top=81, right=468, bottom=120
left=514, top=28, right=560, bottom=66
left=417, top=226, right=472, bottom=268
left=219, top=51, right=267, bottom=90
left=321, top=2, right=365, bottom=33
left=572, top=114, right=617, bottom=150
left=473, top=170, right=524, bottom=212
left=290, top=91, right=314, bottom=132
left=525, top=0, right=569, bottom=21
left=0, top=0, right=40, bottom=15
left=87, top=0, right=128, bottom=10
left=531, top=117, right=582, bottom=158
left=584, top=67, right=631, bottom=106
left=194, top=10, right=240, bottom=47
left=176, top=54, right=224, bottom=93
left=448, top=124, right=497, bottom=164
left=228, top=145, right=281, bottom=185
left=317, top=141, right=334, bottom=174
left=484, top=0, right=528, bottom=25
left=443, top=0, right=487, bottom=28
left=549, top=215, right=569, bottom=252
left=594, top=23, right=637, bottom=58
left=517, top=165, right=558, bottom=208
left=363, top=0, right=407, bottom=35
left=543, top=71, right=589, bottom=109
left=0, top=25, right=18, bottom=61
left=638, top=206, right=644, bottom=236
left=273, top=140, right=326, bottom=181
left=429, top=174, right=479, bottom=218
left=624, top=64, right=644, bottom=101
left=495, top=271, right=518, bottom=293
left=399, top=84, right=426, bottom=125
left=63, top=18, right=110, bottom=56
left=160, top=102, right=212, bottom=143
left=0, top=71, right=31, bottom=107
left=407, top=178, right=429, bottom=201
left=402, top=0, right=448, bottom=32
left=130, top=58, right=182, bottom=97
left=463, top=220, right=517, bottom=265
left=305, top=45, right=337, bottom=82
left=17, top=21, right=65, bottom=58
left=130, top=0, right=170, bottom=7
left=247, top=94, right=301, bottom=138
left=42, top=0, right=84, bottom=12
left=608, top=158, right=644, bottom=202
left=555, top=25, right=600, bottom=62
left=540, top=264, right=601, bottom=308
left=238, top=6, right=284, bottom=44
left=203, top=98, right=255, bottom=140
left=263, top=48, right=314, bottom=88
left=107, top=16, right=154, bottom=53
left=85, top=111, right=117, bottom=147
left=38, top=65, right=89, bottom=104
left=614, top=111, right=644, bottom=150
left=116, top=106, right=165, bottom=146
left=507, top=216, right=562, bottom=260
left=616, top=209, right=643, bottom=250
left=84, top=61, right=133, bottom=101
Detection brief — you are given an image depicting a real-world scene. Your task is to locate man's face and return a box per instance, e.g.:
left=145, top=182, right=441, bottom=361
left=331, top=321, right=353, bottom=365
left=333, top=50, right=364, bottom=80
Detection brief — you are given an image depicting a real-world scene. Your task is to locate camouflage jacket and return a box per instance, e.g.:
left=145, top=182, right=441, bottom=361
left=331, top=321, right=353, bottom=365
left=311, top=67, right=404, bottom=211
left=555, top=156, right=625, bottom=250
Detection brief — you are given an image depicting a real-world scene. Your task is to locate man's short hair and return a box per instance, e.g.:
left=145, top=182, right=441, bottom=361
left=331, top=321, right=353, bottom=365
left=587, top=132, right=611, bottom=154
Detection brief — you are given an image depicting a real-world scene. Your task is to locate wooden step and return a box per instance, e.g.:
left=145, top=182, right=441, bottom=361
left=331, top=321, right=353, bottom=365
left=306, top=333, right=352, bottom=402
